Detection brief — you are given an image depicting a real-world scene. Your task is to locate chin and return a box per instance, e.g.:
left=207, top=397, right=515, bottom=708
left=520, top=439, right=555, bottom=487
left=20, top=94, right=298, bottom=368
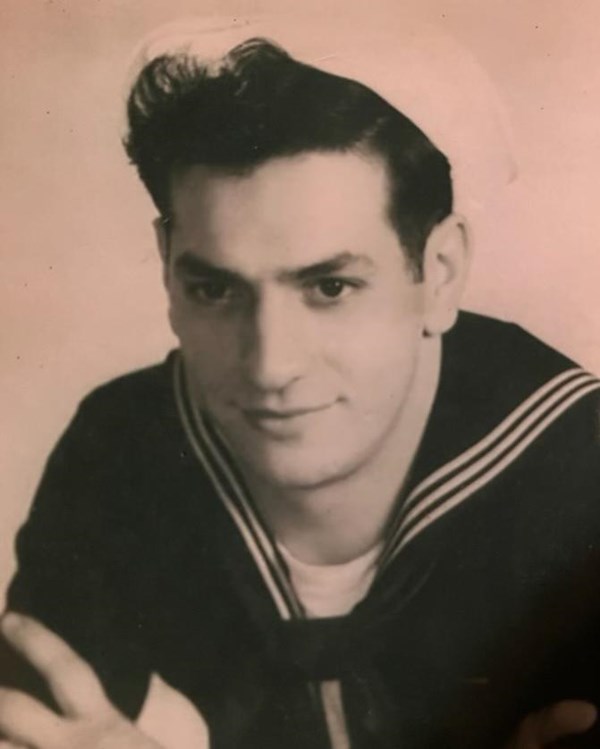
left=239, top=443, right=359, bottom=490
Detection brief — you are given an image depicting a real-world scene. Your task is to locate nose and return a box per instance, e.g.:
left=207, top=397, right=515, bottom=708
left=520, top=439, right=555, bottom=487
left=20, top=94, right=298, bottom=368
left=242, top=291, right=307, bottom=393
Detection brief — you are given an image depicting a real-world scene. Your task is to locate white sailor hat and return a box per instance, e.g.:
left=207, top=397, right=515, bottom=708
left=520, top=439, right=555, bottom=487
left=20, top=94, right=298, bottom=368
left=125, top=12, right=517, bottom=215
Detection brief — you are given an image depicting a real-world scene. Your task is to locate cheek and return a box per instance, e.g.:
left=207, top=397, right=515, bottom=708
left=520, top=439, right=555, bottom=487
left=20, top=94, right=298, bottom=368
left=339, top=333, right=422, bottom=412
left=170, top=310, right=242, bottom=391
left=324, top=294, right=425, bottom=386
left=320, top=314, right=425, bottom=430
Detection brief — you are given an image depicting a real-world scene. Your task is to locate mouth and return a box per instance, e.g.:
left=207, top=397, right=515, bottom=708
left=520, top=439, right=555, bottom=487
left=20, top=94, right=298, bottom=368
left=240, top=402, right=334, bottom=435
left=244, top=404, right=331, bottom=419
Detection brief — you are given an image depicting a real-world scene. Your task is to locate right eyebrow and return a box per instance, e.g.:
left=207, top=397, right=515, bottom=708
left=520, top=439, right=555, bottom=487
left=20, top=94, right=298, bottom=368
left=278, top=251, right=375, bottom=284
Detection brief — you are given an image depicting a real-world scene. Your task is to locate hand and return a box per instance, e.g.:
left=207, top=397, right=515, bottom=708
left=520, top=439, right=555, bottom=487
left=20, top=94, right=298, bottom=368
left=505, top=700, right=597, bottom=748
left=0, top=612, right=164, bottom=749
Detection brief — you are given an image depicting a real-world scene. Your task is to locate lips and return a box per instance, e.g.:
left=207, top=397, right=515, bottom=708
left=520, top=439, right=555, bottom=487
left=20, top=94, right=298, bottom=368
left=240, top=402, right=334, bottom=436
left=244, top=404, right=330, bottom=419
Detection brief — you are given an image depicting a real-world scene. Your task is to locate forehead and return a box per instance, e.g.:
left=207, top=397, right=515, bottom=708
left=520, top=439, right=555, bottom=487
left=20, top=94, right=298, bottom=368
left=167, top=151, right=400, bottom=272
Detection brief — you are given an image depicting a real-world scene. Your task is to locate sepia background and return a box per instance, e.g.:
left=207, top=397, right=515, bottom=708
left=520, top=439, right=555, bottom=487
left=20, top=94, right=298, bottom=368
left=1, top=0, right=600, bottom=595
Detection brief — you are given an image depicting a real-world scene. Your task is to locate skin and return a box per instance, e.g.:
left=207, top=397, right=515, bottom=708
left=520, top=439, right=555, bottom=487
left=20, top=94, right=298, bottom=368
left=506, top=702, right=597, bottom=749
left=163, top=151, right=451, bottom=488
left=0, top=150, right=593, bottom=747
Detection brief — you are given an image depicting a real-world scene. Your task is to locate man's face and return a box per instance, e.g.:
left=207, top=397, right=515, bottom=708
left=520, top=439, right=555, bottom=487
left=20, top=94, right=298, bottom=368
left=164, top=151, right=434, bottom=489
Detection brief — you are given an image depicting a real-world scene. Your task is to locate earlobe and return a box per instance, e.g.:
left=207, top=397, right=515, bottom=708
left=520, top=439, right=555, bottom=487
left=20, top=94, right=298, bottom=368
left=422, top=214, right=471, bottom=337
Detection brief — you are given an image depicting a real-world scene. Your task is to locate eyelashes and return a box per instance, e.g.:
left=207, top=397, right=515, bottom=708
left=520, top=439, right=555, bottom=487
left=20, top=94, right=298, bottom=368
left=181, top=276, right=367, bottom=310
left=184, top=278, right=239, bottom=304
left=302, top=278, right=366, bottom=306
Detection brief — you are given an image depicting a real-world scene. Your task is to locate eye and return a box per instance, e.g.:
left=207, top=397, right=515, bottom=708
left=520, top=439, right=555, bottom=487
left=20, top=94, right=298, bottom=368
left=304, top=277, right=363, bottom=307
left=185, top=278, right=237, bottom=305
left=316, top=279, right=347, bottom=298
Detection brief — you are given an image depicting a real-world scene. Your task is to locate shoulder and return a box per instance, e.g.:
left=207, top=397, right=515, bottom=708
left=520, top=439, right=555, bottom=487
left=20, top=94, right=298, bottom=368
left=75, top=352, right=177, bottom=425
left=29, top=351, right=190, bottom=519
left=445, top=311, right=599, bottom=432
left=416, top=312, right=599, bottom=484
left=55, top=352, right=182, bottom=459
left=414, top=312, right=600, bottom=538
left=447, top=311, right=585, bottom=397
left=456, top=312, right=600, bottom=532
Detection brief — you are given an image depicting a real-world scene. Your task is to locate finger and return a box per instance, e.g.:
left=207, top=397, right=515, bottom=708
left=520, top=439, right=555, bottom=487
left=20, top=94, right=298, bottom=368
left=0, top=686, right=65, bottom=747
left=0, top=613, right=112, bottom=719
left=523, top=700, right=597, bottom=745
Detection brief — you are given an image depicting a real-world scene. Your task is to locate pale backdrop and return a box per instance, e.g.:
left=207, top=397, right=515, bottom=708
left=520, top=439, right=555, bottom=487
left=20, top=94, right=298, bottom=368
left=2, top=0, right=600, bottom=594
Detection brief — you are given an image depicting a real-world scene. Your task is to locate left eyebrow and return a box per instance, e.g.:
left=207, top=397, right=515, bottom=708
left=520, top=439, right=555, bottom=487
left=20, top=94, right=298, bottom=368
left=173, top=253, right=245, bottom=283
left=277, top=252, right=375, bottom=283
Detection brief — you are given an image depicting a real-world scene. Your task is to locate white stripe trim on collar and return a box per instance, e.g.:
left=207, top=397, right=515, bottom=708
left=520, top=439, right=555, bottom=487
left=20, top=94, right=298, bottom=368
left=380, top=368, right=600, bottom=567
left=406, top=368, right=585, bottom=505
left=173, top=358, right=302, bottom=620
left=392, top=379, right=600, bottom=557
left=194, top=414, right=304, bottom=618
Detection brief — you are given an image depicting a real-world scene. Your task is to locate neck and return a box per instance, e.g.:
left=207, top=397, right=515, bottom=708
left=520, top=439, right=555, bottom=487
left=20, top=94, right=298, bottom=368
left=245, top=336, right=442, bottom=565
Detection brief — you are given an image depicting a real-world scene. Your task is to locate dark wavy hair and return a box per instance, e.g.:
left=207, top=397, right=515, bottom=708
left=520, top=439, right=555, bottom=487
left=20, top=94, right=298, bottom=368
left=124, top=38, right=452, bottom=276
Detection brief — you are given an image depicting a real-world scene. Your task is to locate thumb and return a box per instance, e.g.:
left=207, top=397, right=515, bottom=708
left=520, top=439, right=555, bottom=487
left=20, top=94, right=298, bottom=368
left=522, top=700, right=597, bottom=746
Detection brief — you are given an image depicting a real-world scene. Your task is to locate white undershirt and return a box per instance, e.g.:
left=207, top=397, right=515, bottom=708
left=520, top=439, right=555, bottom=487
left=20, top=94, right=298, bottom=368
left=278, top=540, right=381, bottom=618
left=137, top=545, right=379, bottom=749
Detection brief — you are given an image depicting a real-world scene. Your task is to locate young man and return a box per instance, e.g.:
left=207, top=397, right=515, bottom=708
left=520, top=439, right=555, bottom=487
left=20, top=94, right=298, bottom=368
left=1, top=16, right=600, bottom=749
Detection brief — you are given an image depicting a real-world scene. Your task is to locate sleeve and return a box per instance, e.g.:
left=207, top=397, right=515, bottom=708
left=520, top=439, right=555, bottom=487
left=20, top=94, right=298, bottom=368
left=3, top=395, right=153, bottom=719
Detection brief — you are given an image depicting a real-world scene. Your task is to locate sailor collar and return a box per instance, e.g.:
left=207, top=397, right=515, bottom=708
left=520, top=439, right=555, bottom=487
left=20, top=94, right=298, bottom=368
left=173, top=311, right=600, bottom=621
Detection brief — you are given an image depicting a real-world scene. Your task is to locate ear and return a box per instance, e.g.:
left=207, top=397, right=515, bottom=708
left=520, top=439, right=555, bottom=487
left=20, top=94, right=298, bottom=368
left=153, top=216, right=180, bottom=337
left=153, top=216, right=171, bottom=286
left=421, top=214, right=471, bottom=337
